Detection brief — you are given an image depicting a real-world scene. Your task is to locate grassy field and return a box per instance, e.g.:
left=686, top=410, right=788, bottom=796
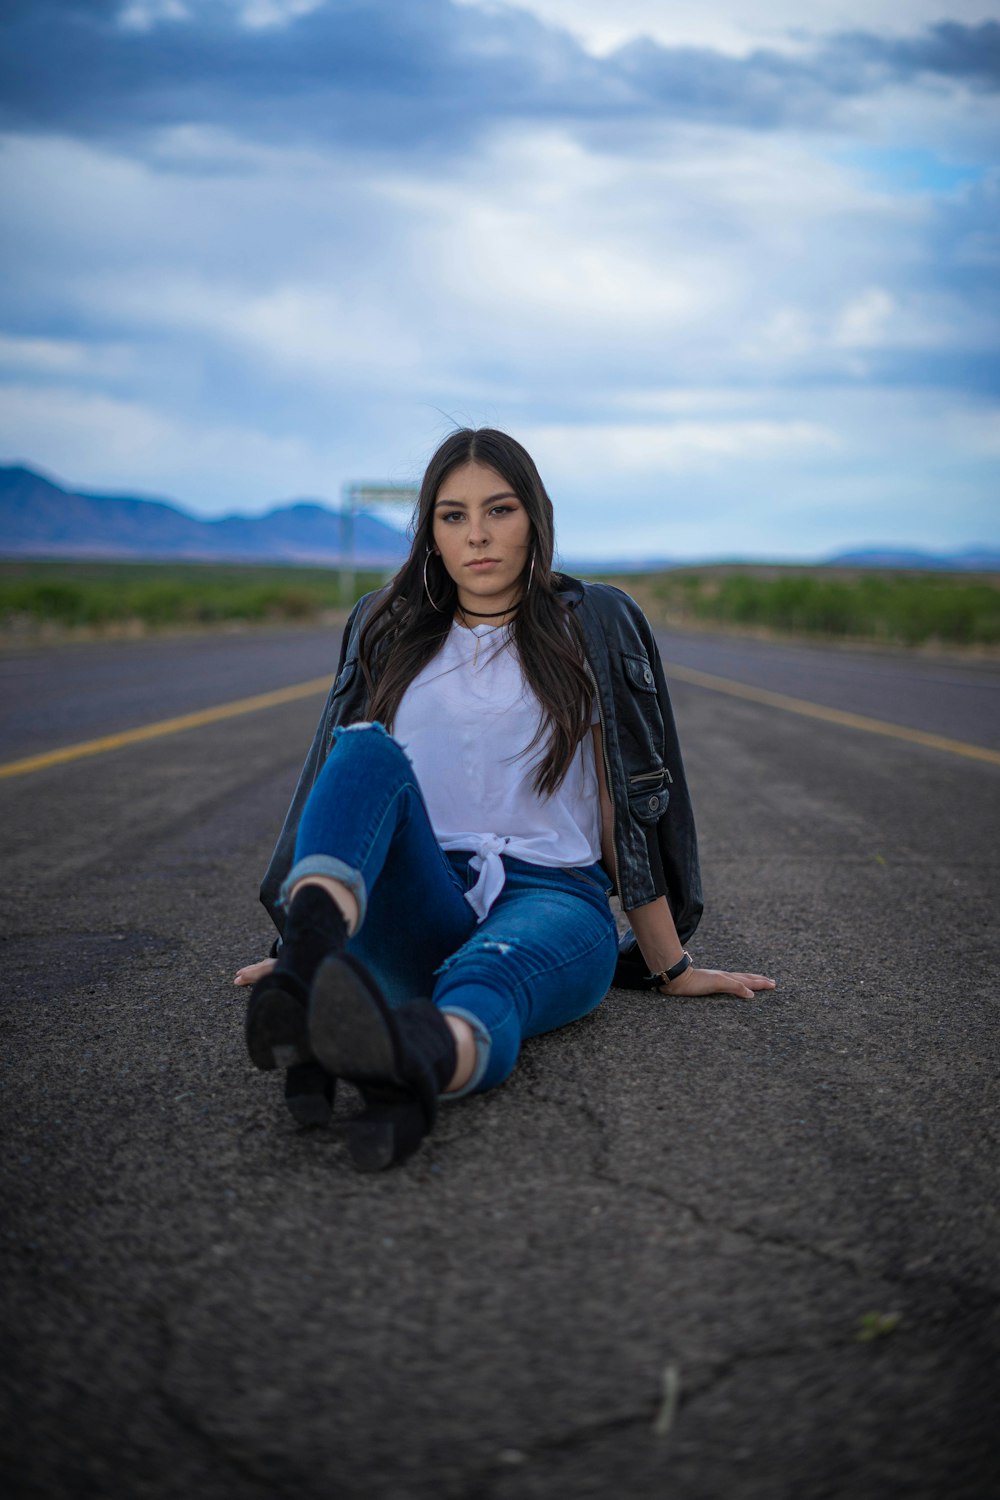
left=590, top=564, right=1000, bottom=649
left=0, top=559, right=386, bottom=634
left=1, top=558, right=998, bottom=650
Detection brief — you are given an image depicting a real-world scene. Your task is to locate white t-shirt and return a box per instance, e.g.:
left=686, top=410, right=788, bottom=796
left=393, top=621, right=602, bottom=919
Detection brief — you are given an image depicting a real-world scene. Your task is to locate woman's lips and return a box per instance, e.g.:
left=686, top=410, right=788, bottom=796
left=466, top=559, right=500, bottom=570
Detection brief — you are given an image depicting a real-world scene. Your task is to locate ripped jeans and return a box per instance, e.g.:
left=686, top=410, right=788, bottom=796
left=279, top=722, right=619, bottom=1095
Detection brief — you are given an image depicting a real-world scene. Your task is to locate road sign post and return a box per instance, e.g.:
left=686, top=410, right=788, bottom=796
left=339, top=482, right=418, bottom=605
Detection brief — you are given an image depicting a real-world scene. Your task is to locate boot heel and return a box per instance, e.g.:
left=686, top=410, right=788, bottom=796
left=344, top=1099, right=427, bottom=1172
left=284, top=1061, right=335, bottom=1126
left=344, top=1114, right=398, bottom=1172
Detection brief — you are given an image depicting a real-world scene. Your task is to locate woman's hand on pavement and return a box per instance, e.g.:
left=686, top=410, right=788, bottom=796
left=660, top=966, right=775, bottom=1000
left=234, top=958, right=276, bottom=987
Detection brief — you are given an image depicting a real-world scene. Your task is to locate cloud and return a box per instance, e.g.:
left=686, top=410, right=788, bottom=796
left=0, top=334, right=135, bottom=377
left=0, top=380, right=340, bottom=507
left=0, top=2, right=996, bottom=556
left=518, top=387, right=1000, bottom=558
left=855, top=18, right=1000, bottom=87
left=524, top=417, right=839, bottom=476
left=1, top=1, right=997, bottom=160
left=454, top=2, right=1000, bottom=61
left=119, top=0, right=190, bottom=32
left=0, top=0, right=599, bottom=154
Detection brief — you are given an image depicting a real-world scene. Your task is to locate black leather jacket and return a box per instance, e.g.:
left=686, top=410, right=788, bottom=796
left=260, top=575, right=702, bottom=954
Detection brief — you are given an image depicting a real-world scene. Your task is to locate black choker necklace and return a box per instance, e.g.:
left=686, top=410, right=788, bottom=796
left=458, top=603, right=521, bottom=619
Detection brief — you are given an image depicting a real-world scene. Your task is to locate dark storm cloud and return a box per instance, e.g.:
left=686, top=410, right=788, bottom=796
left=614, top=22, right=1000, bottom=128
left=0, top=1, right=997, bottom=155
left=0, top=0, right=605, bottom=151
left=847, top=19, right=1000, bottom=87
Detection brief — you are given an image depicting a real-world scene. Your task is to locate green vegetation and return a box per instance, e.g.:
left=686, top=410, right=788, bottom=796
left=0, top=559, right=387, bottom=634
left=2, top=559, right=997, bottom=651
left=855, top=1311, right=902, bottom=1343
left=590, top=565, right=1000, bottom=649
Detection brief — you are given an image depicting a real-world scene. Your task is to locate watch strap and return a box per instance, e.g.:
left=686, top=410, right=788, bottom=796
left=654, top=951, right=692, bottom=987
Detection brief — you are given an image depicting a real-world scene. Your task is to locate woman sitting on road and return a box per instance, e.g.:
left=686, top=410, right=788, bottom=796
left=235, top=428, right=774, bottom=1170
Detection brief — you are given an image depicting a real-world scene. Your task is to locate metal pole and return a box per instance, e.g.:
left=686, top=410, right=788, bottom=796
left=339, top=483, right=356, bottom=607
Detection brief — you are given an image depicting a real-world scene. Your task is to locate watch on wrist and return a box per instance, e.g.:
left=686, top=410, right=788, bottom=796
left=654, top=951, right=692, bottom=987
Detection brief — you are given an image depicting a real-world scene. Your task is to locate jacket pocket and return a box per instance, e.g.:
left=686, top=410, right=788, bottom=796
left=617, top=652, right=666, bottom=767
left=628, top=769, right=669, bottom=824
left=332, top=658, right=358, bottom=698
left=622, top=652, right=657, bottom=693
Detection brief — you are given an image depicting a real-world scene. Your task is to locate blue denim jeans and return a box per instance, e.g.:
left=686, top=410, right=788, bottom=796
left=280, top=722, right=619, bottom=1095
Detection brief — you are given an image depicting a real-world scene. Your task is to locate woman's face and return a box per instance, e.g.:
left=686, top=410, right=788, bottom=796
left=431, top=460, right=533, bottom=616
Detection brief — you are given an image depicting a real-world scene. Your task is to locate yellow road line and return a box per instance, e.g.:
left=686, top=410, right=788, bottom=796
left=665, top=662, right=1000, bottom=768
left=0, top=675, right=332, bottom=780
left=2, top=659, right=997, bottom=781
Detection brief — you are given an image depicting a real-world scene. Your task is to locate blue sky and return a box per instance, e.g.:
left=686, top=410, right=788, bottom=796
left=0, top=0, right=997, bottom=560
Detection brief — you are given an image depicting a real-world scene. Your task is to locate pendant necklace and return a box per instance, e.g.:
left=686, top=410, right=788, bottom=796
left=458, top=602, right=519, bottom=668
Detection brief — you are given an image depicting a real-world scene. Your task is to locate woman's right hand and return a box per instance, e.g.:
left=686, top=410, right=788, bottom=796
left=234, top=958, right=276, bottom=988
left=660, top=963, right=775, bottom=1000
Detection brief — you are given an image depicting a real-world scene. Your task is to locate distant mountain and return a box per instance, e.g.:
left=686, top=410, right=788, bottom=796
left=0, top=464, right=411, bottom=566
left=824, top=545, right=1000, bottom=571
left=568, top=547, right=1000, bottom=574
left=563, top=556, right=678, bottom=574
left=2, top=464, right=996, bottom=572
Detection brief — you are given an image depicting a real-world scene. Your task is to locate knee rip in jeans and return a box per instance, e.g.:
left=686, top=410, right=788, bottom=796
left=337, top=722, right=413, bottom=761
left=438, top=939, right=514, bottom=973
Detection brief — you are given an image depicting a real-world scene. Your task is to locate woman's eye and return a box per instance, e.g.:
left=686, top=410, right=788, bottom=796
left=490, top=505, right=514, bottom=517
left=441, top=510, right=465, bottom=523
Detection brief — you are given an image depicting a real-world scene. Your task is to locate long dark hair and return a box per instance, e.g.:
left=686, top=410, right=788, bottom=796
left=358, top=428, right=593, bottom=796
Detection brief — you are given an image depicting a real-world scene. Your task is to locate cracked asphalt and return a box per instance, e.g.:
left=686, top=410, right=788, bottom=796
left=2, top=628, right=998, bottom=1499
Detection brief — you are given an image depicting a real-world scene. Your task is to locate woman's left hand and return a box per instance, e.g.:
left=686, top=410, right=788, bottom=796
left=234, top=957, right=276, bottom=988
left=660, top=966, right=775, bottom=1000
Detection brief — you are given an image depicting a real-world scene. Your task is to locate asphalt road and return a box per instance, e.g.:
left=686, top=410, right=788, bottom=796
left=2, top=626, right=998, bottom=1499
left=2, top=621, right=998, bottom=763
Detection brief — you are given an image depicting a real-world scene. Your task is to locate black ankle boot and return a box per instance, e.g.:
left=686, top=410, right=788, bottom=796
left=244, top=885, right=348, bottom=1125
left=307, top=954, right=457, bottom=1171
left=279, top=883, right=348, bottom=989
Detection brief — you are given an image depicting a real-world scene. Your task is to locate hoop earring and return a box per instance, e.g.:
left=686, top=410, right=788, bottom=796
left=423, top=548, right=445, bottom=612
left=526, top=547, right=537, bottom=595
